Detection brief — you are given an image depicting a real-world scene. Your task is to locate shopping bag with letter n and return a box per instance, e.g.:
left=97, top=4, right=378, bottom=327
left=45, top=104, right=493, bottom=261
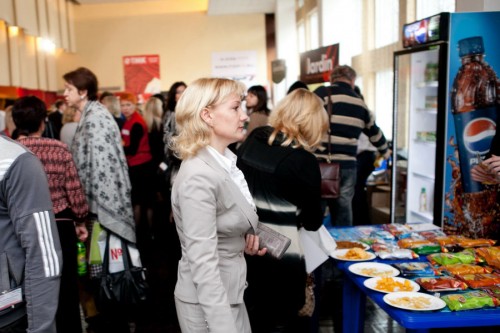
left=97, top=231, right=148, bottom=309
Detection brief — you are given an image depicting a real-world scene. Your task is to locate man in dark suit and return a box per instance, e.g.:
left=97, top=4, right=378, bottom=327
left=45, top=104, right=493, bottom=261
left=48, top=100, right=67, bottom=140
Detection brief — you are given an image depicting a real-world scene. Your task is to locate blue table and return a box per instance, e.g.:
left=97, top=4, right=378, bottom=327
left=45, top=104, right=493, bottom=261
left=324, top=224, right=500, bottom=332
left=340, top=260, right=500, bottom=333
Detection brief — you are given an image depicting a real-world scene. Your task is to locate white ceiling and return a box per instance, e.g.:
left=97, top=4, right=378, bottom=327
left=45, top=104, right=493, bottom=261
left=74, top=0, right=277, bottom=15
left=207, top=0, right=276, bottom=15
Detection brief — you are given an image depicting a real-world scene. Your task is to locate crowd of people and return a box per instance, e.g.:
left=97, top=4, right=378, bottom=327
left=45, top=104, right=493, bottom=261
left=0, top=65, right=397, bottom=333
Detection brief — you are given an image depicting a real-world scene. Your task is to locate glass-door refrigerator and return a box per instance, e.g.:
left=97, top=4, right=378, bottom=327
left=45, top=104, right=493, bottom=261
left=392, top=12, right=500, bottom=239
left=392, top=13, right=449, bottom=225
left=391, top=12, right=500, bottom=239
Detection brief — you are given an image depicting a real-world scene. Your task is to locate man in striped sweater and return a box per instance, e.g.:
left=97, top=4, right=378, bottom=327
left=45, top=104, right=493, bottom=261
left=0, top=135, right=62, bottom=332
left=315, top=65, right=390, bottom=227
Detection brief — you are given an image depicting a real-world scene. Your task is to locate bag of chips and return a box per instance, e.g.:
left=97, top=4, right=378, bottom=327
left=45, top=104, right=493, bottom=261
left=481, top=285, right=500, bottom=300
left=382, top=224, right=412, bottom=238
left=415, top=276, right=468, bottom=292
left=455, top=237, right=496, bottom=248
left=394, top=262, right=439, bottom=276
left=475, top=247, right=500, bottom=270
left=456, top=273, right=500, bottom=289
left=441, top=291, right=499, bottom=311
left=438, top=264, right=493, bottom=276
left=427, top=252, right=480, bottom=266
left=397, top=239, right=441, bottom=254
left=418, top=229, right=447, bottom=240
left=376, top=248, right=419, bottom=260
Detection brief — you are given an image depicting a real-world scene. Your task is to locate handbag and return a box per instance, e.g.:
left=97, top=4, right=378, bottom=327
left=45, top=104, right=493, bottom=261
left=319, top=161, right=340, bottom=198
left=297, top=273, right=315, bottom=317
left=320, top=89, right=340, bottom=199
left=97, top=232, right=149, bottom=309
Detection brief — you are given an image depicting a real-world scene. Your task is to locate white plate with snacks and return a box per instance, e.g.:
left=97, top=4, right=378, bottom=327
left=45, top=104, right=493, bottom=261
left=364, top=276, right=420, bottom=293
left=383, top=292, right=446, bottom=311
left=348, top=262, right=399, bottom=278
left=331, top=248, right=376, bottom=262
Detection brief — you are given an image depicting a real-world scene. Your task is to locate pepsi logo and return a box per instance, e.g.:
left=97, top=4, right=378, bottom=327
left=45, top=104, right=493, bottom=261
left=463, top=117, right=496, bottom=154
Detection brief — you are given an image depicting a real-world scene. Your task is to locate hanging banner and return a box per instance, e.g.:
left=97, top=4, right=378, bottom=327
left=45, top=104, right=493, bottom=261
left=123, top=55, right=161, bottom=101
left=271, top=59, right=286, bottom=84
left=299, top=44, right=339, bottom=84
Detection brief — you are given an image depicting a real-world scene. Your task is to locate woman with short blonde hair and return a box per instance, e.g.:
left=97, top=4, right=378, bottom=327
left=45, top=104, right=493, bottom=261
left=171, top=77, right=265, bottom=333
left=237, top=88, right=328, bottom=333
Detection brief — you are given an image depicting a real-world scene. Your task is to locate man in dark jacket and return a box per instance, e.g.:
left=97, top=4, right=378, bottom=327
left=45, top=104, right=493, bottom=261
left=47, top=100, right=66, bottom=140
left=0, top=135, right=62, bottom=332
left=315, top=65, right=390, bottom=227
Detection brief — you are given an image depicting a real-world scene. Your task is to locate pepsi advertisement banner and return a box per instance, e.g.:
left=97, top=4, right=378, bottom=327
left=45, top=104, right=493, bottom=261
left=443, top=11, right=500, bottom=239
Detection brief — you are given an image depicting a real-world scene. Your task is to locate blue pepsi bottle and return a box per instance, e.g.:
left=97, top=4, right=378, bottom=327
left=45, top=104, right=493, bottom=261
left=451, top=36, right=499, bottom=193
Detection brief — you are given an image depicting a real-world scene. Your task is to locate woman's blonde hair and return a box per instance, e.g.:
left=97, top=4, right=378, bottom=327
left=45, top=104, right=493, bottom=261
left=143, top=97, right=163, bottom=132
left=101, top=95, right=121, bottom=118
left=172, top=78, right=245, bottom=159
left=268, top=88, right=328, bottom=151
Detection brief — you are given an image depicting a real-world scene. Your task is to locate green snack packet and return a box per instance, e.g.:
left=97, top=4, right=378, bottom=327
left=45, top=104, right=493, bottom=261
left=441, top=291, right=500, bottom=311
left=427, top=252, right=477, bottom=266
left=412, top=244, right=441, bottom=255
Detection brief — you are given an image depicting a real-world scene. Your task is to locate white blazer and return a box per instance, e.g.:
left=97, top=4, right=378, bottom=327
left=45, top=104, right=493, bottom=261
left=171, top=147, right=259, bottom=332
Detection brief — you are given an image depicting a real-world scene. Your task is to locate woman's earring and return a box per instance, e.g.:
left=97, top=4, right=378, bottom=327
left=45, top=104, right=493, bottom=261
left=80, top=95, right=85, bottom=100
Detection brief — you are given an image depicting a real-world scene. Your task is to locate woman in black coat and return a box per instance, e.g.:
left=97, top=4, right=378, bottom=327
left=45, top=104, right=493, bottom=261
left=237, top=88, right=328, bottom=333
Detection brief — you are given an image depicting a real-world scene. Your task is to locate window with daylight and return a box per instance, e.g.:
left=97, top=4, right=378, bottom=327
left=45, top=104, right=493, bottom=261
left=298, top=20, right=306, bottom=53
left=375, top=69, right=394, bottom=140
left=417, top=0, right=455, bottom=19
left=375, top=0, right=399, bottom=48
left=308, top=10, right=319, bottom=50
left=323, top=0, right=362, bottom=65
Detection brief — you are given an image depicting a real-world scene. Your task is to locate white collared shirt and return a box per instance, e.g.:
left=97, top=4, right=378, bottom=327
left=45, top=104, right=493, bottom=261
left=206, top=145, right=256, bottom=209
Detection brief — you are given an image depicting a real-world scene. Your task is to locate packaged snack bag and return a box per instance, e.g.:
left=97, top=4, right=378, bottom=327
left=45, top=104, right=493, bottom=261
left=456, top=273, right=500, bottom=289
left=456, top=237, right=496, bottom=248
left=376, top=248, right=419, bottom=260
left=415, top=276, right=468, bottom=291
left=427, top=252, right=480, bottom=266
left=441, top=291, right=499, bottom=311
left=382, top=224, right=412, bottom=238
left=481, top=285, right=500, bottom=300
left=369, top=230, right=395, bottom=241
left=475, top=247, right=500, bottom=270
left=418, top=229, right=447, bottom=240
left=397, top=239, right=441, bottom=254
left=438, top=264, right=493, bottom=275
left=394, top=262, right=439, bottom=276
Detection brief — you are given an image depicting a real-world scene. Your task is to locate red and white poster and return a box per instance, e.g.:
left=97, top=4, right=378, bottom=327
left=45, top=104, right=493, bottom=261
left=123, top=55, right=161, bottom=101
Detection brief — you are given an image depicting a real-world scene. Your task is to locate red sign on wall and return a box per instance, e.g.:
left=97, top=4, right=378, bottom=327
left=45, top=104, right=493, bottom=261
left=123, top=55, right=161, bottom=98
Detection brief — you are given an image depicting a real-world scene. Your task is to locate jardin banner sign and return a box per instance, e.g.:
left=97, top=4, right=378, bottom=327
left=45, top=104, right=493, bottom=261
left=299, top=44, right=339, bottom=84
